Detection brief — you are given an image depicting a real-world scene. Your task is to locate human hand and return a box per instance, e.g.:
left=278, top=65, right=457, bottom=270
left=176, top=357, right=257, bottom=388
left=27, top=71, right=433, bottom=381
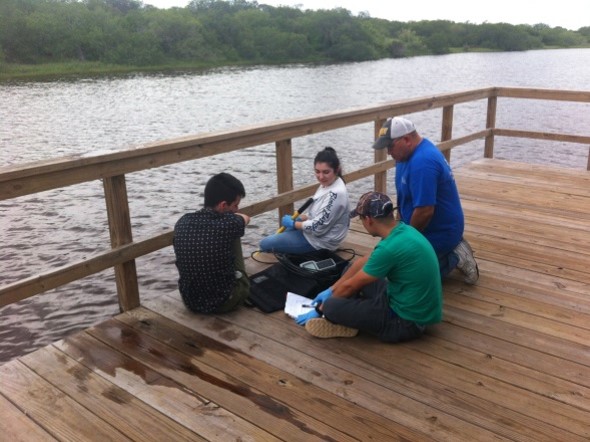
left=295, top=309, right=320, bottom=325
left=281, top=214, right=295, bottom=230
left=313, top=287, right=333, bottom=306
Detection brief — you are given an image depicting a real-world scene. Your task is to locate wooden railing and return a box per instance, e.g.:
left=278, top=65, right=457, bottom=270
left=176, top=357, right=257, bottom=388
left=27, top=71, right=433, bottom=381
left=2, top=87, right=589, bottom=311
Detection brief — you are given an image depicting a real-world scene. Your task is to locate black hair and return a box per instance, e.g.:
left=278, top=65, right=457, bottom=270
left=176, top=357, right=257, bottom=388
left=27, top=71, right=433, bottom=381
left=204, top=172, right=246, bottom=208
left=314, top=146, right=343, bottom=178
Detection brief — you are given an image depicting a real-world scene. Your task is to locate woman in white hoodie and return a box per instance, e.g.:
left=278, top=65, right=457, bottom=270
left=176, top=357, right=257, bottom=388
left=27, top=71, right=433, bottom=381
left=259, top=147, right=350, bottom=254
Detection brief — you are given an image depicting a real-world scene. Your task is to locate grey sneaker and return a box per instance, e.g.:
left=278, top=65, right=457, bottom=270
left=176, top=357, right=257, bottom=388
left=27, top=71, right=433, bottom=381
left=305, top=318, right=358, bottom=339
left=454, top=239, right=479, bottom=284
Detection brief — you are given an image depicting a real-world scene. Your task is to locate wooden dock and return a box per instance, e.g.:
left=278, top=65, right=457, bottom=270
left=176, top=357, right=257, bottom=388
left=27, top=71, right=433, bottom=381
left=1, top=158, right=589, bottom=441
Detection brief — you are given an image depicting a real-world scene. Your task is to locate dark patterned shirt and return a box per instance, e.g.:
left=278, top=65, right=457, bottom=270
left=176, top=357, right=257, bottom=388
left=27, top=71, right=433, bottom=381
left=173, top=208, right=246, bottom=313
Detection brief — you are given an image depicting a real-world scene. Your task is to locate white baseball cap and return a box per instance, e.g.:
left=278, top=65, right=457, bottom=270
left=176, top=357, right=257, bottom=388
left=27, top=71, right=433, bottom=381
left=372, top=117, right=416, bottom=149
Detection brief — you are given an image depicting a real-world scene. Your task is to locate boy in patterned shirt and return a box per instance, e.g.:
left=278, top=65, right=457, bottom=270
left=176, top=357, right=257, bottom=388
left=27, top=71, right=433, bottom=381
left=173, top=173, right=250, bottom=313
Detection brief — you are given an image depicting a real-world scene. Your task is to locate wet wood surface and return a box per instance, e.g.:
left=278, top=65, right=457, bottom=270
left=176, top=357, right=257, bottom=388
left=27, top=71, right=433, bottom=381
left=1, top=159, right=589, bottom=441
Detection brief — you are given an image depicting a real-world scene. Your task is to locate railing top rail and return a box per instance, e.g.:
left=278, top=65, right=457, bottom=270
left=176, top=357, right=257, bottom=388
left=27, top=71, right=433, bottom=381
left=2, top=86, right=589, bottom=202
left=6, top=86, right=590, bottom=178
left=495, top=87, right=590, bottom=102
left=0, top=87, right=496, bottom=198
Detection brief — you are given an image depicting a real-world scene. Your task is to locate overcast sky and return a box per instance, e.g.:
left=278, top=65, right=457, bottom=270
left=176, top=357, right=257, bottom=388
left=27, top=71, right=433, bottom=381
left=144, top=0, right=588, bottom=31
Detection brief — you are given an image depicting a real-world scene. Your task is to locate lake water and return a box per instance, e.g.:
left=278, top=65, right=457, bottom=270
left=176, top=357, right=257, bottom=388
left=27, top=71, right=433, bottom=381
left=2, top=48, right=590, bottom=363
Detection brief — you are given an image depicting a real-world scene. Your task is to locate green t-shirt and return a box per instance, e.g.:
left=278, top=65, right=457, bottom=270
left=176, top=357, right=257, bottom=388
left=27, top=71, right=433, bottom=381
left=363, top=222, right=442, bottom=325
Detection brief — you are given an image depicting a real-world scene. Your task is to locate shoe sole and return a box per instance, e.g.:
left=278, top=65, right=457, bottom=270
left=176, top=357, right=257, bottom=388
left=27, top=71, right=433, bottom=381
left=305, top=318, right=358, bottom=338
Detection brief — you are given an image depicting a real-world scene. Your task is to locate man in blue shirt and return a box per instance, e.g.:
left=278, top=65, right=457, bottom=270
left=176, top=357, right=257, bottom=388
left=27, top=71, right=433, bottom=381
left=372, top=117, right=479, bottom=284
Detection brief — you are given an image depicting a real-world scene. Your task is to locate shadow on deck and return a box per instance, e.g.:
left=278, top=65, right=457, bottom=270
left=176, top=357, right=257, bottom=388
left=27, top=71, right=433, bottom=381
left=1, top=159, right=589, bottom=441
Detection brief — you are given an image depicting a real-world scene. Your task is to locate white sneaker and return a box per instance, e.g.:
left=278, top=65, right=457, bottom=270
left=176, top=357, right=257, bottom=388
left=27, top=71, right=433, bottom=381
left=454, top=239, right=479, bottom=284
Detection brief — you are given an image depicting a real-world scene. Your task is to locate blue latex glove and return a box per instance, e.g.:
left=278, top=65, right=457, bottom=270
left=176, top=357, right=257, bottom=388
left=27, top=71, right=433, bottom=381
left=281, top=214, right=295, bottom=230
left=295, top=309, right=320, bottom=325
left=312, top=287, right=333, bottom=306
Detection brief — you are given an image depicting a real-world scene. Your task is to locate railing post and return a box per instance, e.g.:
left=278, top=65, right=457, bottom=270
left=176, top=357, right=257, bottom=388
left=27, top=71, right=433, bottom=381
left=374, top=119, right=388, bottom=194
left=275, top=139, right=294, bottom=224
left=441, top=105, right=454, bottom=163
left=103, top=174, right=140, bottom=312
left=484, top=96, right=497, bottom=158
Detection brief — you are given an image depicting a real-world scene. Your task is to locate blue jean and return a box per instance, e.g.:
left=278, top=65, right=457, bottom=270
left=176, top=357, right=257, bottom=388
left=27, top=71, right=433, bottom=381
left=259, top=229, right=316, bottom=254
left=321, top=278, right=425, bottom=343
left=438, top=249, right=459, bottom=279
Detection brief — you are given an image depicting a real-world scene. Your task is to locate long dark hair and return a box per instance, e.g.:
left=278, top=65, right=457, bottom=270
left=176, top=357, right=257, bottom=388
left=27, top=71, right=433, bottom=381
left=314, top=146, right=343, bottom=179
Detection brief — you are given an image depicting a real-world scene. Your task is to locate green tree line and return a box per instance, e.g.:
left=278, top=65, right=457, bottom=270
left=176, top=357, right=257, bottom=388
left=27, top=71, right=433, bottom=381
left=1, top=0, right=589, bottom=70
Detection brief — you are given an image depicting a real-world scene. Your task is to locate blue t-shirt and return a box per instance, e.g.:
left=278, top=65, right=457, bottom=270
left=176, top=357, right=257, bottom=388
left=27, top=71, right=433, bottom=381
left=395, top=138, right=464, bottom=255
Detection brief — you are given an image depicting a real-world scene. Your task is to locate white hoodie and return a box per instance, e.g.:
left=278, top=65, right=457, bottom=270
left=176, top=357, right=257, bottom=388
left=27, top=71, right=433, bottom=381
left=301, top=177, right=350, bottom=251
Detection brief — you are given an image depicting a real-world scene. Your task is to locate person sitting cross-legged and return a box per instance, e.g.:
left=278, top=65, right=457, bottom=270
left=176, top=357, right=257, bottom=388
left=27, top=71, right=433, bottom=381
left=295, top=191, right=443, bottom=342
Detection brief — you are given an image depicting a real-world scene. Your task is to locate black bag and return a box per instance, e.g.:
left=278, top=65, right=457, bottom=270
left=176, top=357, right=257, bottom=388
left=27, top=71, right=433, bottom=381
left=247, top=249, right=353, bottom=313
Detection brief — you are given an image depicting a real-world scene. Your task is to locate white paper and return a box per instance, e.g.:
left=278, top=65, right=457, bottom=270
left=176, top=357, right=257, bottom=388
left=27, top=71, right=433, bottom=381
left=284, top=292, right=315, bottom=319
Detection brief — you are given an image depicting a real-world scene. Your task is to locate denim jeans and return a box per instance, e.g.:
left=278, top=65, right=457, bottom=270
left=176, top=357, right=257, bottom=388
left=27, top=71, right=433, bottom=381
left=438, top=248, right=459, bottom=279
left=259, top=229, right=316, bottom=254
left=321, top=278, right=425, bottom=343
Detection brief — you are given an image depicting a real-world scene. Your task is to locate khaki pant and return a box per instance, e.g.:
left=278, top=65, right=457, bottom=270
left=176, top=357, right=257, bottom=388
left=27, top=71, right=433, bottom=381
left=215, top=239, right=250, bottom=313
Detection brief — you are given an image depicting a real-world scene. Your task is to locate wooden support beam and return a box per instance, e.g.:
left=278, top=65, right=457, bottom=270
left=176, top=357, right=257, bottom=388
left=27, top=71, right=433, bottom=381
left=103, top=175, right=139, bottom=311
left=484, top=96, right=497, bottom=158
left=275, top=139, right=294, bottom=224
left=441, top=105, right=454, bottom=163
left=374, top=118, right=389, bottom=194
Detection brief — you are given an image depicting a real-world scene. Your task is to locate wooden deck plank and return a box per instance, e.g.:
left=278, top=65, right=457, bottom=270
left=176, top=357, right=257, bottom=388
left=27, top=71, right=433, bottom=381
left=234, top=306, right=589, bottom=440
left=84, top=318, right=358, bottom=441
left=457, top=178, right=590, bottom=219
left=116, top=306, right=424, bottom=441
left=1, top=158, right=590, bottom=441
left=462, top=198, right=590, bottom=232
left=444, top=276, right=590, bottom=330
left=465, top=159, right=590, bottom=193
left=411, top=332, right=590, bottom=412
left=0, top=393, right=56, bottom=442
left=456, top=174, right=590, bottom=218
left=431, top=317, right=589, bottom=391
left=0, top=360, right=132, bottom=441
left=463, top=205, right=590, bottom=252
left=54, top=332, right=278, bottom=441
left=471, top=245, right=588, bottom=285
left=444, top=286, right=590, bottom=345
left=18, top=345, right=204, bottom=442
left=145, top=290, right=590, bottom=440
left=472, top=260, right=590, bottom=309
left=142, top=294, right=514, bottom=441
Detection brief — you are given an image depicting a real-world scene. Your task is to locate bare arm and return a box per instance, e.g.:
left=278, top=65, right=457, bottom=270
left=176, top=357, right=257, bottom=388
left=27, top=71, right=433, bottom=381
left=409, top=205, right=434, bottom=232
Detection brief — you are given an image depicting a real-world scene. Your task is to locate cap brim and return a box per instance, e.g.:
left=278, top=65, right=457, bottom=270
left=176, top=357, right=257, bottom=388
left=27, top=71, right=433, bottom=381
left=349, top=208, right=359, bottom=218
left=372, top=136, right=391, bottom=150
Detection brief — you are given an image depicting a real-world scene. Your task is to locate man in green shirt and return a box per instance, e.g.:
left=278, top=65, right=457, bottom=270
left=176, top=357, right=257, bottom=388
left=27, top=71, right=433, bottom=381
left=295, top=191, right=442, bottom=342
